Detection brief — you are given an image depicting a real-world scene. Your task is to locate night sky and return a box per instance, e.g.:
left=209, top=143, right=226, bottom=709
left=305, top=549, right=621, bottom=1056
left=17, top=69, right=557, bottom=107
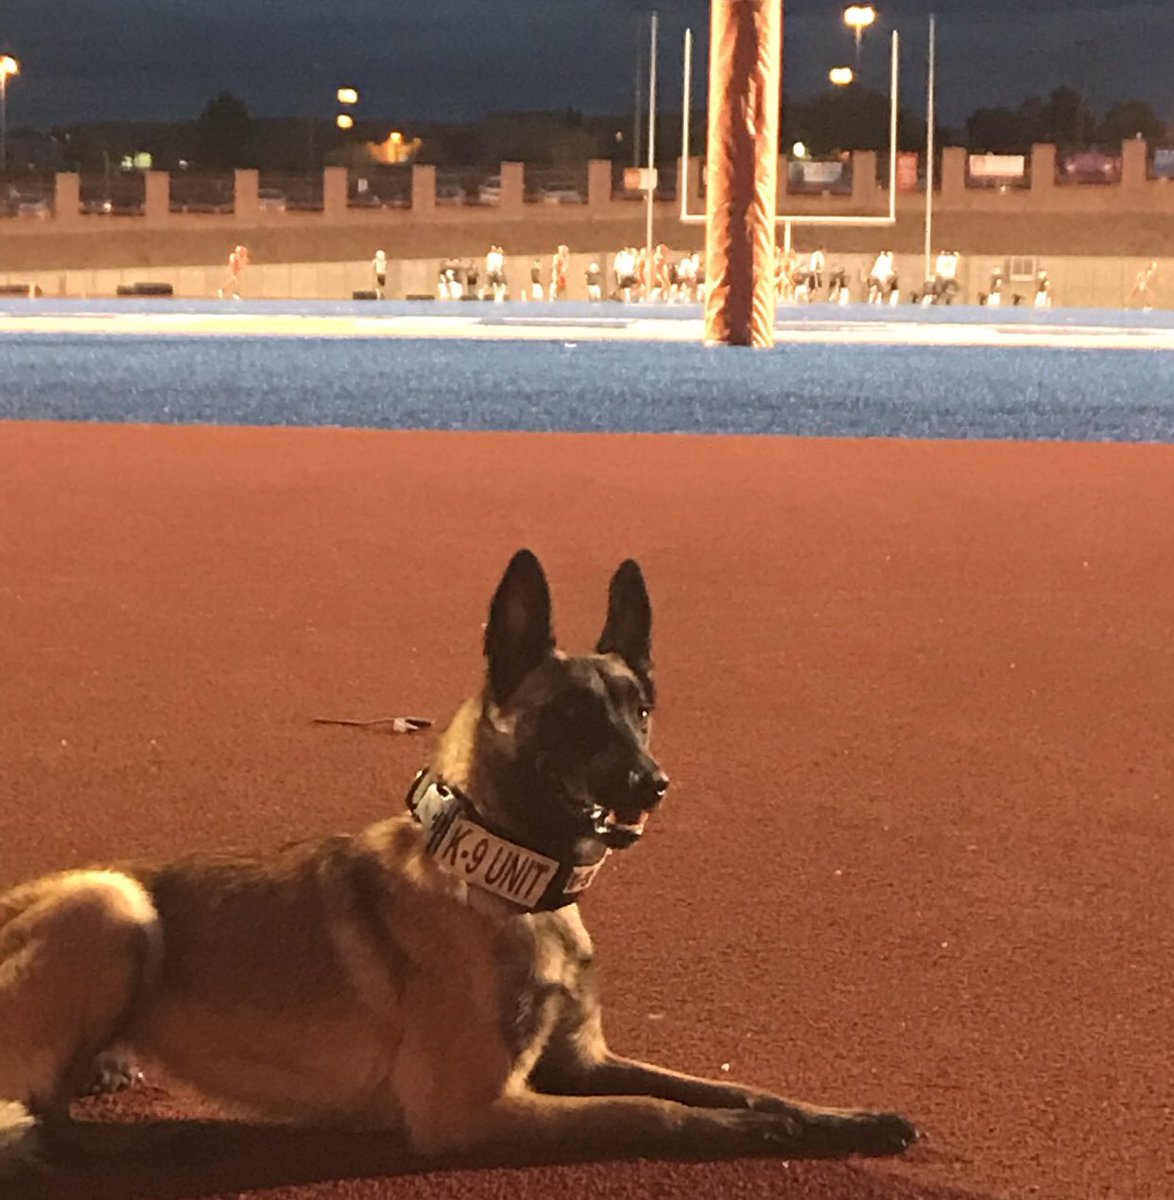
left=2, top=1, right=1170, bottom=133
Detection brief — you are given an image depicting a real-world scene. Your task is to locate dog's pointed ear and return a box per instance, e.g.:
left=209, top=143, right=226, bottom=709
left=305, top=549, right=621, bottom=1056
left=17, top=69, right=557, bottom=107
left=484, top=549, right=555, bottom=705
left=596, top=559, right=654, bottom=698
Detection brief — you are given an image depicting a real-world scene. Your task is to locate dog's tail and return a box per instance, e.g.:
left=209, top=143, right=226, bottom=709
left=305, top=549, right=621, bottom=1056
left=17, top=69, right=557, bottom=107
left=0, top=1101, right=43, bottom=1178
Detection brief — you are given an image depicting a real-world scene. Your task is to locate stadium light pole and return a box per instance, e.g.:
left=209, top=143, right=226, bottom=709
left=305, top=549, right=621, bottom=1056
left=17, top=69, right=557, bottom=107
left=923, top=14, right=937, bottom=283
left=644, top=10, right=658, bottom=303
left=0, top=55, right=20, bottom=174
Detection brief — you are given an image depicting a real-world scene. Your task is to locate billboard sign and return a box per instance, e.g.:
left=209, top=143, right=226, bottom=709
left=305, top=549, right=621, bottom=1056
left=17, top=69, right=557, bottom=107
left=968, top=153, right=1026, bottom=179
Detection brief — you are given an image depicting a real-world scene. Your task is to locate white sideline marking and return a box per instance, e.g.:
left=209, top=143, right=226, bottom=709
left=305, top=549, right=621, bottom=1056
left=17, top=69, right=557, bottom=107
left=1, top=310, right=1174, bottom=351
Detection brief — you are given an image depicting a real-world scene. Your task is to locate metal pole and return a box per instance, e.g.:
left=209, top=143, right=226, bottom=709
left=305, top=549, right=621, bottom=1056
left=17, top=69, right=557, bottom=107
left=634, top=15, right=645, bottom=168
left=888, top=30, right=899, bottom=218
left=924, top=14, right=936, bottom=283
left=645, top=10, right=658, bottom=302
left=1, top=78, right=8, bottom=174
left=680, top=26, right=692, bottom=203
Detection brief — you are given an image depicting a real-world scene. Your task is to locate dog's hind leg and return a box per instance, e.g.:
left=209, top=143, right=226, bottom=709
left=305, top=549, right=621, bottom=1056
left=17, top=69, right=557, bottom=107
left=0, top=870, right=160, bottom=1173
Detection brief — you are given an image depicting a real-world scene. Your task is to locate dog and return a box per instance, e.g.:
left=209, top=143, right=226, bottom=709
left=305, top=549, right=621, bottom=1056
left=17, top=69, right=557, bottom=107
left=0, top=549, right=918, bottom=1174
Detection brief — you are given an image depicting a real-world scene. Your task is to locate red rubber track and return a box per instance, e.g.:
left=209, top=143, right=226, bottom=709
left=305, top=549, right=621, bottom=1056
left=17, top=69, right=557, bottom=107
left=1, top=422, right=1171, bottom=1200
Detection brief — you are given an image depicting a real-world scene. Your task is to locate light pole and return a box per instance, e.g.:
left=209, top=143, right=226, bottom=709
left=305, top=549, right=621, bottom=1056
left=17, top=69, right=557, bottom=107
left=924, top=14, right=937, bottom=283
left=644, top=10, right=658, bottom=304
left=0, top=55, right=20, bottom=174
left=844, top=6, right=876, bottom=70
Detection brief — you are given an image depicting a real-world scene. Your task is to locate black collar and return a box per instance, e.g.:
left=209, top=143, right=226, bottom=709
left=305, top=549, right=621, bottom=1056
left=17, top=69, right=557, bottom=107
left=404, top=769, right=609, bottom=912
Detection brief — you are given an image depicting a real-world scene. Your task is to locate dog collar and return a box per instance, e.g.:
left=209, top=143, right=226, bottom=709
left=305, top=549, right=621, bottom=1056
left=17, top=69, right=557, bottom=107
left=404, top=769, right=609, bottom=912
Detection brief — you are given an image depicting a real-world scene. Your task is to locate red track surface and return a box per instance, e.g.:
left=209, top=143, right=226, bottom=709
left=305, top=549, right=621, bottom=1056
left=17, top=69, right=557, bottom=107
left=1, top=421, right=1171, bottom=1200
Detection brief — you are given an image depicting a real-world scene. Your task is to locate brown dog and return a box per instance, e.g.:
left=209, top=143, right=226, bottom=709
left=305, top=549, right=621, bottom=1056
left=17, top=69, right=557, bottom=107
left=0, top=550, right=918, bottom=1173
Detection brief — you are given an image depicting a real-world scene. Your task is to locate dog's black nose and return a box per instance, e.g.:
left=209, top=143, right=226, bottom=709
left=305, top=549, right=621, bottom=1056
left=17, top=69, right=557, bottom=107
left=630, top=769, right=670, bottom=808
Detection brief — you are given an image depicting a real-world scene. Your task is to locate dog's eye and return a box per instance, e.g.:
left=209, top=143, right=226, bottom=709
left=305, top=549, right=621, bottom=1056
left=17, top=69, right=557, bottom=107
left=637, top=706, right=651, bottom=725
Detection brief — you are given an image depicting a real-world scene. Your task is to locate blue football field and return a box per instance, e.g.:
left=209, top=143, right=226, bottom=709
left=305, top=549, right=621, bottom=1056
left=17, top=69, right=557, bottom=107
left=2, top=299, right=1173, bottom=442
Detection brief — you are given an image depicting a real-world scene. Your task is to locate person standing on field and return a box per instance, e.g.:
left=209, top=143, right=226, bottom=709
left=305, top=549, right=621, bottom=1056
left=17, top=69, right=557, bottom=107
left=550, top=244, right=570, bottom=300
left=217, top=244, right=250, bottom=300
left=371, top=249, right=388, bottom=299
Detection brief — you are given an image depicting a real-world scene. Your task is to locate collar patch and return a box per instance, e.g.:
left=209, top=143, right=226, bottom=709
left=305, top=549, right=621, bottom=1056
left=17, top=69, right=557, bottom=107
left=405, top=770, right=608, bottom=912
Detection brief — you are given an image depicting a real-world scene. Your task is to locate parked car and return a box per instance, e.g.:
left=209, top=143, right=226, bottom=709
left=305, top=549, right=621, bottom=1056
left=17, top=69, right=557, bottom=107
left=257, top=188, right=287, bottom=211
left=478, top=175, right=501, bottom=205
left=540, top=182, right=583, bottom=204
left=1061, top=151, right=1120, bottom=183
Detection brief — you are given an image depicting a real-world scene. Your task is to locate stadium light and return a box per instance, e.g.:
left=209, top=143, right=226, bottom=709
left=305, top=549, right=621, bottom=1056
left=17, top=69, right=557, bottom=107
left=336, top=113, right=354, bottom=130
left=844, top=5, right=877, bottom=66
left=829, top=66, right=855, bottom=86
left=336, top=87, right=359, bottom=105
left=0, top=54, right=20, bottom=173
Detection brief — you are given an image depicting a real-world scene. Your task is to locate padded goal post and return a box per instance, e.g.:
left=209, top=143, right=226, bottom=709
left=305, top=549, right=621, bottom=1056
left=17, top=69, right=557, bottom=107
left=703, top=0, right=783, bottom=349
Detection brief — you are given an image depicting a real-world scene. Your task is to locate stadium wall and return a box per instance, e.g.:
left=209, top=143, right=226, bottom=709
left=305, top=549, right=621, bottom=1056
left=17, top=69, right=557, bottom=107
left=2, top=141, right=1173, bottom=308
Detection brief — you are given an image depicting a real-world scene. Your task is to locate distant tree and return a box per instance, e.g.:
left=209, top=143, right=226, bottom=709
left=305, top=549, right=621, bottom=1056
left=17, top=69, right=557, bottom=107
left=964, top=88, right=1098, bottom=151
left=195, top=92, right=256, bottom=169
left=785, top=88, right=924, bottom=155
left=965, top=104, right=1033, bottom=153
left=1035, top=87, right=1097, bottom=146
left=325, top=140, right=377, bottom=170
left=1096, top=100, right=1167, bottom=146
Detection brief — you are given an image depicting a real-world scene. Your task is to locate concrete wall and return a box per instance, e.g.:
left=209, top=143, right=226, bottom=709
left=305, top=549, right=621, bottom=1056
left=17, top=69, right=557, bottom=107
left=3, top=140, right=1173, bottom=308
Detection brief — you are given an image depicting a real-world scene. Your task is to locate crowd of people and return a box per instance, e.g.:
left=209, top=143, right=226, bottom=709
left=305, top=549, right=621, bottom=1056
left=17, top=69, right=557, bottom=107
left=425, top=243, right=710, bottom=304
left=212, top=239, right=1074, bottom=309
left=770, top=245, right=1059, bottom=308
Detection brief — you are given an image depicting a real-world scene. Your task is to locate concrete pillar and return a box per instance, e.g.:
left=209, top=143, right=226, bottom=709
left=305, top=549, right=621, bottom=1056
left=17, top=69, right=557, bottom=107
left=587, top=159, right=612, bottom=209
left=1121, top=137, right=1148, bottom=192
left=323, top=166, right=347, bottom=219
left=1030, top=144, right=1056, bottom=198
left=144, top=170, right=170, bottom=225
left=234, top=168, right=259, bottom=220
left=53, top=172, right=82, bottom=228
left=412, top=164, right=436, bottom=214
left=940, top=146, right=967, bottom=201
left=500, top=161, right=525, bottom=214
left=852, top=150, right=879, bottom=205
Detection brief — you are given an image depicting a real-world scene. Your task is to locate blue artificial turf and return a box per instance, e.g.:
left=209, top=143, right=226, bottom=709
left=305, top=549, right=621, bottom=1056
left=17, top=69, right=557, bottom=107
left=3, top=302, right=1174, bottom=443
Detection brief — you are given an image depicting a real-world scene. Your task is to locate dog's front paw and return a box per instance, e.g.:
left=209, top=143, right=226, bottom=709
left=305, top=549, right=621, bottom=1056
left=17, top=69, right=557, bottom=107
left=845, top=1110, right=921, bottom=1157
left=79, top=1050, right=145, bottom=1097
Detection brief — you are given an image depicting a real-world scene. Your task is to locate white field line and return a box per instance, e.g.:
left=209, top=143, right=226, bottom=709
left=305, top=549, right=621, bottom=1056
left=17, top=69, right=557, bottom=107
left=1, top=310, right=1174, bottom=351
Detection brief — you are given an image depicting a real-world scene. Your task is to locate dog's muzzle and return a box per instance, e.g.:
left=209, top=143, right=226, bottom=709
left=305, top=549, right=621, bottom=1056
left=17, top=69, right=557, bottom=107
left=591, top=769, right=669, bottom=848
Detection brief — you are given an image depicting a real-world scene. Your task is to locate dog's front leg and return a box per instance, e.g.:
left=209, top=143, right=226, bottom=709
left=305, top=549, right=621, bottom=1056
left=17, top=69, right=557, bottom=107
left=531, top=1045, right=918, bottom=1158
left=422, top=1088, right=913, bottom=1162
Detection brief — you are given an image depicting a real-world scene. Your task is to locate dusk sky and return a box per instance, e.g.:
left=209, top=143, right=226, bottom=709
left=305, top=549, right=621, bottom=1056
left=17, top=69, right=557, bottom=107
left=2, top=1, right=1171, bottom=134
